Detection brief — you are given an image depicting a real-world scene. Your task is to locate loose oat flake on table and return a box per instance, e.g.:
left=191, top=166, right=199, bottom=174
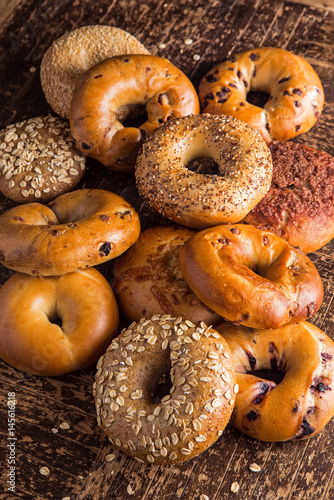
left=0, top=116, right=86, bottom=203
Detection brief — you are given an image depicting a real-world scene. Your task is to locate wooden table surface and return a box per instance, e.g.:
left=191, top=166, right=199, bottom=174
left=0, top=0, right=333, bottom=499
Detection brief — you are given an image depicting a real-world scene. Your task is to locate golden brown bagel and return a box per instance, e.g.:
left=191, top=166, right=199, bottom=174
left=179, top=224, right=323, bottom=329
left=135, top=114, right=272, bottom=228
left=0, top=269, right=119, bottom=376
left=112, top=225, right=221, bottom=325
left=70, top=54, right=200, bottom=172
left=94, top=315, right=236, bottom=464
left=199, top=47, right=324, bottom=142
left=41, top=25, right=149, bottom=119
left=217, top=321, right=334, bottom=442
left=0, top=189, right=140, bottom=276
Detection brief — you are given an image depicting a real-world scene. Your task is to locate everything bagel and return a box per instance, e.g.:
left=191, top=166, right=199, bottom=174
left=179, top=224, right=323, bottom=329
left=136, top=114, right=272, bottom=229
left=199, top=47, right=324, bottom=142
left=217, top=321, right=334, bottom=442
left=0, top=189, right=140, bottom=276
left=70, top=54, right=199, bottom=172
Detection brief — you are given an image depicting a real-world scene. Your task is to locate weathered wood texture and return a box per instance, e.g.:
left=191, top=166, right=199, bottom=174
left=0, top=0, right=333, bottom=499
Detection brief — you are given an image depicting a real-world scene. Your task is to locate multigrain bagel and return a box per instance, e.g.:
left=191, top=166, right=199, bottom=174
left=199, top=47, right=324, bottom=142
left=179, top=224, right=323, bottom=329
left=0, top=189, right=140, bottom=276
left=0, top=269, right=119, bottom=376
left=243, top=141, right=334, bottom=253
left=94, top=315, right=236, bottom=464
left=135, top=114, right=272, bottom=228
left=112, top=225, right=221, bottom=325
left=40, top=25, right=149, bottom=118
left=70, top=54, right=200, bottom=172
left=216, top=321, right=334, bottom=442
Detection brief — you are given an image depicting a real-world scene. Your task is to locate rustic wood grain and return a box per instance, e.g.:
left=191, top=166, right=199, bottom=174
left=0, top=0, right=333, bottom=499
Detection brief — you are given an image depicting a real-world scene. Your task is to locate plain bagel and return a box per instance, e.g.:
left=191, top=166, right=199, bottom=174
left=0, top=189, right=140, bottom=276
left=0, top=268, right=119, bottom=376
left=70, top=54, right=200, bottom=172
left=135, top=114, right=272, bottom=229
left=217, top=321, right=334, bottom=442
left=179, top=224, right=323, bottom=329
left=199, top=47, right=324, bottom=142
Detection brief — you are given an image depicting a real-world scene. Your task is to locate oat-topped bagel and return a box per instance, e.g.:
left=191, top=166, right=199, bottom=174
left=217, top=321, right=334, bottom=442
left=179, top=224, right=323, bottom=330
left=136, top=114, right=272, bottom=229
left=70, top=54, right=200, bottom=172
left=199, top=47, right=324, bottom=142
left=0, top=116, right=86, bottom=203
left=41, top=25, right=149, bottom=118
left=244, top=141, right=334, bottom=253
left=0, top=189, right=140, bottom=276
left=113, top=225, right=221, bottom=325
left=94, top=315, right=236, bottom=465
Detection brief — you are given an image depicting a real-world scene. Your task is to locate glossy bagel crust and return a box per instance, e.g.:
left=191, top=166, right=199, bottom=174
left=112, top=225, right=221, bottom=325
left=136, top=114, right=272, bottom=229
left=243, top=141, right=334, bottom=254
left=94, top=315, right=236, bottom=465
left=40, top=25, right=149, bottom=118
left=179, top=224, right=323, bottom=329
left=70, top=54, right=200, bottom=172
left=0, top=269, right=120, bottom=376
left=217, top=321, right=334, bottom=442
left=199, top=47, right=324, bottom=142
left=0, top=189, right=140, bottom=276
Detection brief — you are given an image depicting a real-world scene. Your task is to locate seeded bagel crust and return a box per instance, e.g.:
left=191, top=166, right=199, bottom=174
left=94, top=315, right=236, bottom=465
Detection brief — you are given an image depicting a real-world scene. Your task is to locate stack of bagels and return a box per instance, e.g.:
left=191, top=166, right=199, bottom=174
left=0, top=24, right=334, bottom=466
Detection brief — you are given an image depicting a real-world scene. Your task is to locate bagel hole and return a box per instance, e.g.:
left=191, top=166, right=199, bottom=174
left=186, top=157, right=220, bottom=175
left=249, top=369, right=285, bottom=385
left=247, top=90, right=270, bottom=108
left=117, top=104, right=148, bottom=128
left=151, top=371, right=173, bottom=404
left=48, top=313, right=63, bottom=329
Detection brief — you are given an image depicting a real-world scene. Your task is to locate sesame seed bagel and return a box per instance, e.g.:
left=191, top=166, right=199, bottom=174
left=0, top=116, right=86, bottom=203
left=70, top=54, right=200, bottom=173
left=113, top=225, right=221, bottom=325
left=199, top=47, right=324, bottom=142
left=0, top=189, right=140, bottom=276
left=217, top=321, right=334, bottom=442
left=41, top=25, right=149, bottom=118
left=0, top=268, right=119, bottom=376
left=243, top=141, right=334, bottom=254
left=135, top=114, right=272, bottom=229
left=94, top=316, right=236, bottom=465
left=179, top=224, right=323, bottom=330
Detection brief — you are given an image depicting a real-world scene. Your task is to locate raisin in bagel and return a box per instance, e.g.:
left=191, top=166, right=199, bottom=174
left=113, top=225, right=221, bottom=325
left=216, top=321, right=334, bottom=441
left=243, top=141, right=334, bottom=253
left=0, top=268, right=119, bottom=376
left=199, top=47, right=324, bottom=142
left=94, top=315, right=236, bottom=464
left=41, top=25, right=149, bottom=118
left=0, top=189, right=140, bottom=276
left=135, top=114, right=272, bottom=229
left=179, top=224, right=323, bottom=330
left=70, top=54, right=199, bottom=172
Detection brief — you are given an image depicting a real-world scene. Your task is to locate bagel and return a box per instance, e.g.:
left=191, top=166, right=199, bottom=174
left=94, top=315, right=236, bottom=464
left=70, top=54, right=200, bottom=172
left=40, top=25, right=149, bottom=118
left=0, top=189, right=140, bottom=276
left=216, top=321, right=334, bottom=441
left=179, top=224, right=323, bottom=329
left=112, top=225, right=221, bottom=325
left=243, top=141, right=334, bottom=253
left=135, top=114, right=272, bottom=229
left=199, top=47, right=324, bottom=142
left=0, top=268, right=119, bottom=376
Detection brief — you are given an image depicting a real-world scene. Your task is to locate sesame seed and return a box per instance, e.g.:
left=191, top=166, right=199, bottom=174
left=39, top=466, right=50, bottom=476
left=105, top=453, right=115, bottom=462
left=127, top=484, right=135, bottom=495
left=193, top=54, right=201, bottom=61
left=231, top=482, right=240, bottom=493
left=184, top=38, right=193, bottom=45
left=249, top=463, right=261, bottom=472
left=59, top=422, right=70, bottom=430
